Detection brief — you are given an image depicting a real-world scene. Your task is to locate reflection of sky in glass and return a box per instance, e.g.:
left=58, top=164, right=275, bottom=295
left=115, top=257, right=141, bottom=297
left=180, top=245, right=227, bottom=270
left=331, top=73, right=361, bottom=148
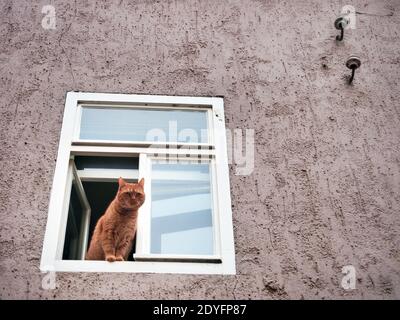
left=80, top=107, right=208, bottom=143
left=151, top=163, right=213, bottom=255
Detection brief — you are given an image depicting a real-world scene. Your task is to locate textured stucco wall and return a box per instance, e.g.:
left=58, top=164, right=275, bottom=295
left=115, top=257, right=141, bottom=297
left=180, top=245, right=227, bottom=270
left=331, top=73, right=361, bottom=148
left=1, top=0, right=399, bottom=299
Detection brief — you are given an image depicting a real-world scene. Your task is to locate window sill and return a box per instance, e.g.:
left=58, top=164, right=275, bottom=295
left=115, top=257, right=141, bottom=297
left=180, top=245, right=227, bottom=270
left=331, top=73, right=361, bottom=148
left=41, top=259, right=235, bottom=275
left=133, top=254, right=222, bottom=263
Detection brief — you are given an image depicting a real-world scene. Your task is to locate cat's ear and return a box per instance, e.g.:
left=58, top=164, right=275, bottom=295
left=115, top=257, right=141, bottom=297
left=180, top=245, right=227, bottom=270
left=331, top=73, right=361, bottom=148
left=138, top=178, right=145, bottom=188
left=118, top=177, right=127, bottom=188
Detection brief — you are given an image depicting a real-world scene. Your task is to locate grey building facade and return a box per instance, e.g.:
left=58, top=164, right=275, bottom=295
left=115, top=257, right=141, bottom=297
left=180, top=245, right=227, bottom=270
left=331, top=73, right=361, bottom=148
left=0, top=0, right=399, bottom=299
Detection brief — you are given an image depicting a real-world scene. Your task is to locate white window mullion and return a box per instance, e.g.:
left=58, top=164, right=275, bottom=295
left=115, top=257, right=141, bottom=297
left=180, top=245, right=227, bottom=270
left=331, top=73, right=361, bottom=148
left=135, top=153, right=152, bottom=256
left=73, top=104, right=83, bottom=140
left=207, top=108, right=214, bottom=146
left=210, top=158, right=222, bottom=258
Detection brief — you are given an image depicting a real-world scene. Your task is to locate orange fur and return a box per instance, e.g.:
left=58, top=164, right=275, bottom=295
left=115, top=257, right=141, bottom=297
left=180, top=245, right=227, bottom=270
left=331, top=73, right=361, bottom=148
left=86, top=177, right=145, bottom=262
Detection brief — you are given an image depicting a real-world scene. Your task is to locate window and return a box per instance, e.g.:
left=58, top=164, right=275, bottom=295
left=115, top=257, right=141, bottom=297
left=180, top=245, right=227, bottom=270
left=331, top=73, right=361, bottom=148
left=40, top=92, right=235, bottom=274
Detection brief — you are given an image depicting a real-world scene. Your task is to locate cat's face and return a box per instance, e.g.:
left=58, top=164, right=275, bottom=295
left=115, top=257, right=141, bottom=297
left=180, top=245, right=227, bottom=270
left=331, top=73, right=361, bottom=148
left=117, top=177, right=145, bottom=211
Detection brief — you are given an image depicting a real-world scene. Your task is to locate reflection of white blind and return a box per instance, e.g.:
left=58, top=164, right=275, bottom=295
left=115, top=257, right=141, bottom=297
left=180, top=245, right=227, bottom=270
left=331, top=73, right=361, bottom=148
left=152, top=194, right=211, bottom=218
left=161, top=227, right=213, bottom=255
left=152, top=170, right=210, bottom=181
left=80, top=107, right=208, bottom=143
left=150, top=162, right=214, bottom=255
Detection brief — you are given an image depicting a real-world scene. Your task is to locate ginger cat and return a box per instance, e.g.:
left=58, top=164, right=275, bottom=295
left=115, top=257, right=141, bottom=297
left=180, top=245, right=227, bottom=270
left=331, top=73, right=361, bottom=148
left=86, top=177, right=145, bottom=262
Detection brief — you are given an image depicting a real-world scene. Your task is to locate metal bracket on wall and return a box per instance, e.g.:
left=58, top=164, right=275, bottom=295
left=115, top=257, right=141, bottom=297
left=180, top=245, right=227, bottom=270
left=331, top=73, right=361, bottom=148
left=335, top=16, right=350, bottom=41
left=346, top=55, right=361, bottom=84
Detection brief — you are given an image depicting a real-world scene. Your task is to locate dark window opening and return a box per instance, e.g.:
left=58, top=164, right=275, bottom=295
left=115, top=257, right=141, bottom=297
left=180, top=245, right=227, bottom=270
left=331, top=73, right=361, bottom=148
left=83, top=181, right=136, bottom=261
left=62, top=156, right=139, bottom=261
left=75, top=156, right=139, bottom=170
left=62, top=181, right=84, bottom=260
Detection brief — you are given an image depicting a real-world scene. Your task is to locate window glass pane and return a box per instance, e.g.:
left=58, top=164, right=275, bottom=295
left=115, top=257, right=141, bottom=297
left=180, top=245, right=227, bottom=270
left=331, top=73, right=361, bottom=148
left=79, top=107, right=208, bottom=143
left=150, top=162, right=214, bottom=255
left=75, top=156, right=139, bottom=170
left=63, top=177, right=85, bottom=260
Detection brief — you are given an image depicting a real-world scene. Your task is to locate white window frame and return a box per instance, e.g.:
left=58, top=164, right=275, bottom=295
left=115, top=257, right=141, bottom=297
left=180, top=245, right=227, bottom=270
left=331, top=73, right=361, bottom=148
left=40, top=92, right=235, bottom=274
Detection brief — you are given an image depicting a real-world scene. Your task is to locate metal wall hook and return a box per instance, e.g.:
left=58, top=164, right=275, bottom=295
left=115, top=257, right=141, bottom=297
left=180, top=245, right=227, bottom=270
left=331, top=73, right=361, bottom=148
left=346, top=56, right=361, bottom=84
left=335, top=16, right=349, bottom=41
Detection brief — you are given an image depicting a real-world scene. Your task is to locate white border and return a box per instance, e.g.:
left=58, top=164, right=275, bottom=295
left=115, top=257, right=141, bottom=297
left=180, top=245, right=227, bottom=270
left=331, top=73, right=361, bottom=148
left=40, top=92, right=235, bottom=275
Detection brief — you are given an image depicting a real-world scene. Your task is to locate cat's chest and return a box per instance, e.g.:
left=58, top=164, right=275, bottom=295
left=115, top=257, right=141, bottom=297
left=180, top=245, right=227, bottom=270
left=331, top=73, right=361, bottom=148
left=113, top=215, right=136, bottom=239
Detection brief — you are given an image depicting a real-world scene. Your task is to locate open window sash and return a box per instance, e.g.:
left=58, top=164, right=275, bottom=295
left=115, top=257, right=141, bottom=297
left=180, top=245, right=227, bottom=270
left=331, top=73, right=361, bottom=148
left=60, top=160, right=91, bottom=260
